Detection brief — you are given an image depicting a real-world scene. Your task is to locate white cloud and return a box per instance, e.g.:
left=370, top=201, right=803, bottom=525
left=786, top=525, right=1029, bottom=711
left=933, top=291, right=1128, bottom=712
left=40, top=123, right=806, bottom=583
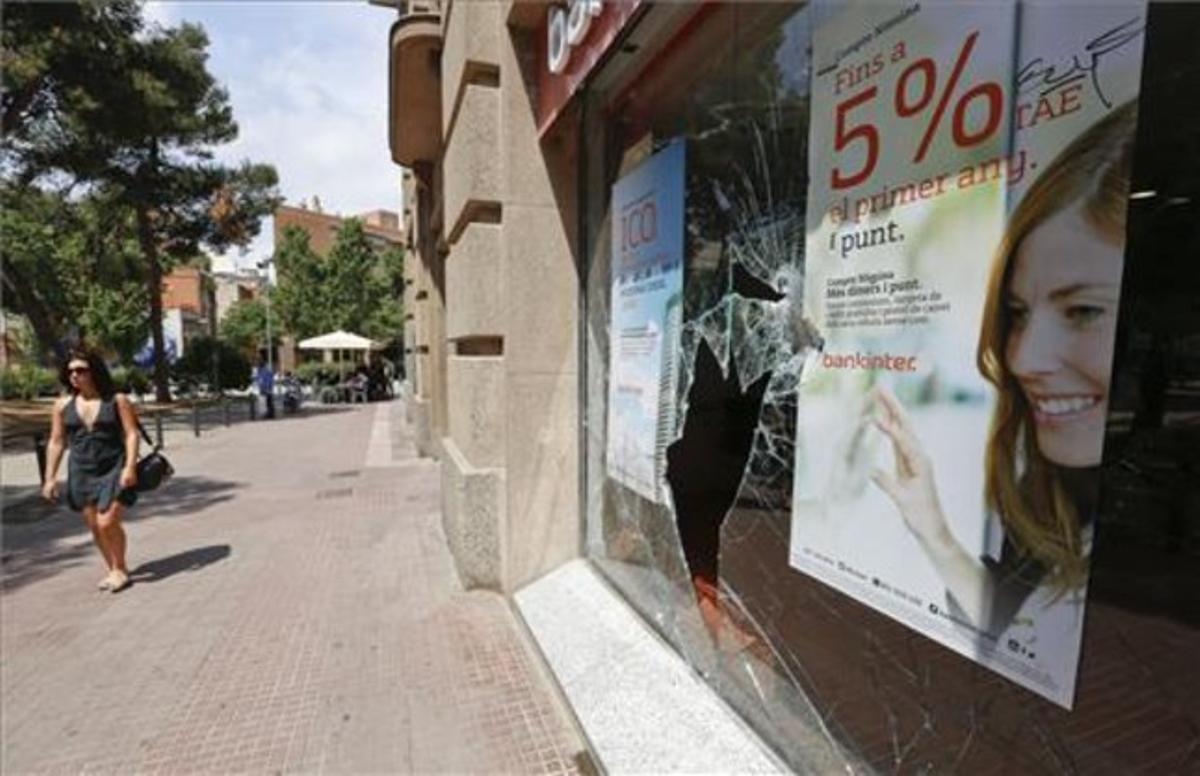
left=149, top=1, right=403, bottom=267
left=140, top=1, right=178, bottom=29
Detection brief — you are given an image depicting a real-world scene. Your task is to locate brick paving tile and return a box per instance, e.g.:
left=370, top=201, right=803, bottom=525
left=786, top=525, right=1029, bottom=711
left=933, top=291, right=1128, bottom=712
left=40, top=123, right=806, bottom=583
left=2, top=401, right=585, bottom=775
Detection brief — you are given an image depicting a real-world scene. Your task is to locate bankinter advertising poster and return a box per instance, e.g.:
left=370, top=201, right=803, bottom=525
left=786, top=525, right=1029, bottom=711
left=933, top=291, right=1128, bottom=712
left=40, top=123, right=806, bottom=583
left=606, top=139, right=685, bottom=503
left=790, top=0, right=1145, bottom=708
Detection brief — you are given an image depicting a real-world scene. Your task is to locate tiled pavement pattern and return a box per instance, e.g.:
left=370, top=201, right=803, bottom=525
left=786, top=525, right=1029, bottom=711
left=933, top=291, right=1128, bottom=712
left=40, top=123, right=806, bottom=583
left=1, top=401, right=586, bottom=774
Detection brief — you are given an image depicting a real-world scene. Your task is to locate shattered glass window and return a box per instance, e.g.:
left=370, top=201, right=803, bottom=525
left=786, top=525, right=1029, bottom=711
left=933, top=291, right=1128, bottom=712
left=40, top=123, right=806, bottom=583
left=582, top=2, right=1199, bottom=773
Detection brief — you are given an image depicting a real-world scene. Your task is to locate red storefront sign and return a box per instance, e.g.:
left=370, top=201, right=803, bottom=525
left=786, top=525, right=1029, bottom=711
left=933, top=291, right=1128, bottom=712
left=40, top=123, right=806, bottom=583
left=536, top=0, right=643, bottom=134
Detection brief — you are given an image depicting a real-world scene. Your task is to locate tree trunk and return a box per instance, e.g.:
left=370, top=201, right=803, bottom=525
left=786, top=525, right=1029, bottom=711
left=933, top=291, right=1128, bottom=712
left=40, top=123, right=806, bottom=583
left=1, top=78, right=44, bottom=139
left=135, top=204, right=171, bottom=403
left=0, top=262, right=62, bottom=362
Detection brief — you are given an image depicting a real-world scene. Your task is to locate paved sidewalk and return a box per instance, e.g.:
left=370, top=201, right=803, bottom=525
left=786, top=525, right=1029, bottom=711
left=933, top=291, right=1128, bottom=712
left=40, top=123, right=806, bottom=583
left=1, top=401, right=586, bottom=774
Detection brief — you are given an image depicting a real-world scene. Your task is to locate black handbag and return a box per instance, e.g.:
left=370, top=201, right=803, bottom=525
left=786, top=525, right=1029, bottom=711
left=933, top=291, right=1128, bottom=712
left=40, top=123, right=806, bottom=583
left=134, top=420, right=174, bottom=492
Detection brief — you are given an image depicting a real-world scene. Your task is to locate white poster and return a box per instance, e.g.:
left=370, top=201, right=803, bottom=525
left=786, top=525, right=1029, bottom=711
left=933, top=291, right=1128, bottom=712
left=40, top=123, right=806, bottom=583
left=606, top=139, right=685, bottom=503
left=792, top=0, right=1145, bottom=708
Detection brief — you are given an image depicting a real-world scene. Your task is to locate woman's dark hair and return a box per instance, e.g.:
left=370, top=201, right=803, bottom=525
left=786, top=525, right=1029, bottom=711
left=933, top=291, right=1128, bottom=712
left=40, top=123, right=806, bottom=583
left=59, top=345, right=117, bottom=399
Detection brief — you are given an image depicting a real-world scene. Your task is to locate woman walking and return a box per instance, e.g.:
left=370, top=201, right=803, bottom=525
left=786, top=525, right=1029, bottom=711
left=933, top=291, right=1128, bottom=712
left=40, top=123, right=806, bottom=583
left=41, top=346, right=140, bottom=592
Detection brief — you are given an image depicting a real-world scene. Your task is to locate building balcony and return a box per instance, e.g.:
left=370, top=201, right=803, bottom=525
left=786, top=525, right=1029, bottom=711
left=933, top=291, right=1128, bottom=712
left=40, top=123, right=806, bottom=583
left=388, top=1, right=443, bottom=168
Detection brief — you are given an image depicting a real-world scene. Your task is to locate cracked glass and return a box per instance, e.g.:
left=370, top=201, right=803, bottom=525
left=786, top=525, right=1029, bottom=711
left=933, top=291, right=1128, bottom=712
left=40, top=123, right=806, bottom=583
left=582, top=2, right=1199, bottom=773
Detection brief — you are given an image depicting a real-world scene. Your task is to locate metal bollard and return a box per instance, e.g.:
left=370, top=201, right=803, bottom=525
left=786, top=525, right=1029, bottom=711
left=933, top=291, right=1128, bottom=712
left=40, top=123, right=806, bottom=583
left=155, top=413, right=164, bottom=448
left=192, top=402, right=200, bottom=437
left=34, top=433, right=47, bottom=482
left=223, top=396, right=230, bottom=426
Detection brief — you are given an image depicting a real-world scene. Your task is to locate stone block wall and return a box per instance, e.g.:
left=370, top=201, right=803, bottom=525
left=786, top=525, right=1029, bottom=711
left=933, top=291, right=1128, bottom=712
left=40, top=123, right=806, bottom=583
left=432, top=0, right=581, bottom=592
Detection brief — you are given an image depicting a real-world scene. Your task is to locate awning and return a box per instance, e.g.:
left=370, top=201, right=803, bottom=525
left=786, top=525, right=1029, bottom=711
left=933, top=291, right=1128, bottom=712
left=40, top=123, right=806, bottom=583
left=297, top=330, right=382, bottom=351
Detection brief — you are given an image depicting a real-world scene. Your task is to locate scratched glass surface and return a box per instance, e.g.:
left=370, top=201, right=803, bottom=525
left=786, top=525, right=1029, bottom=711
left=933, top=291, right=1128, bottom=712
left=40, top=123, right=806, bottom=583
left=582, top=3, right=1199, bottom=773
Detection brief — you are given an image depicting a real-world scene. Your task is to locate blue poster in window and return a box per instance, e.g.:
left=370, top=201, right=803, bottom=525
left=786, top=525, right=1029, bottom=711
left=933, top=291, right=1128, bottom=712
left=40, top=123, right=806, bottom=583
left=606, top=139, right=685, bottom=503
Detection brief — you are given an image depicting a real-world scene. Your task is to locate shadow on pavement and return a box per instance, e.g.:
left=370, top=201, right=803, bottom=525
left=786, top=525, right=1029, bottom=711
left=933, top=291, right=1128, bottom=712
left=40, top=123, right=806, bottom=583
left=136, top=474, right=244, bottom=518
left=1, top=485, right=57, bottom=523
left=130, top=544, right=231, bottom=584
left=0, top=475, right=241, bottom=594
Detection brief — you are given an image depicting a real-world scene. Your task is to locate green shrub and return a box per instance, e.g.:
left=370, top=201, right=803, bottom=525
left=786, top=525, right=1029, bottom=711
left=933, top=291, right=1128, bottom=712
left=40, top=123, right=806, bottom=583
left=172, top=337, right=252, bottom=391
left=128, top=367, right=151, bottom=395
left=110, top=366, right=130, bottom=393
left=0, top=364, right=58, bottom=400
left=295, top=362, right=340, bottom=386
left=110, top=366, right=152, bottom=396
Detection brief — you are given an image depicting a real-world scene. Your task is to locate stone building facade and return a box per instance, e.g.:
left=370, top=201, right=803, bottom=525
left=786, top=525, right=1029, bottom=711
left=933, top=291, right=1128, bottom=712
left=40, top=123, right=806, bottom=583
left=160, top=266, right=215, bottom=353
left=386, top=1, right=1200, bottom=772
left=211, top=269, right=265, bottom=325
left=393, top=0, right=580, bottom=594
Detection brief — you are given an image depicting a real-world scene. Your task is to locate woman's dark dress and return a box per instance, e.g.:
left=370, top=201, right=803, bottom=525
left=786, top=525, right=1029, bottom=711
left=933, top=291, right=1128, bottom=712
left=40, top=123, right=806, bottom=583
left=64, top=396, right=137, bottom=511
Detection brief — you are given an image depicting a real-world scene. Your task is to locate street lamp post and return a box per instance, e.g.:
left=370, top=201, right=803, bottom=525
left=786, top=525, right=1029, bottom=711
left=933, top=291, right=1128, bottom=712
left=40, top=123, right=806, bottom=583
left=199, top=267, right=220, bottom=394
left=256, top=258, right=274, bottom=372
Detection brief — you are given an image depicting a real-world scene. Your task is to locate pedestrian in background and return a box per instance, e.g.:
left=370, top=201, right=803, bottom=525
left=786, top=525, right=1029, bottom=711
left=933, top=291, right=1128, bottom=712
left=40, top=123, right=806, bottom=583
left=255, top=355, right=275, bottom=419
left=41, top=346, right=139, bottom=593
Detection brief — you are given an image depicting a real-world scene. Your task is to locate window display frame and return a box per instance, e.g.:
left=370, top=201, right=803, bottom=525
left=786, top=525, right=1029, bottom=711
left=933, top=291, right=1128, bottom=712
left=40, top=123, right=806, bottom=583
left=574, top=2, right=1200, bottom=773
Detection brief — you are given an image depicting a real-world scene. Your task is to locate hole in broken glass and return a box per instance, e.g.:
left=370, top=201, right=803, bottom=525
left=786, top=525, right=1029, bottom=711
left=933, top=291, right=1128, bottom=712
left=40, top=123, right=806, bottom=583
left=667, top=342, right=771, bottom=602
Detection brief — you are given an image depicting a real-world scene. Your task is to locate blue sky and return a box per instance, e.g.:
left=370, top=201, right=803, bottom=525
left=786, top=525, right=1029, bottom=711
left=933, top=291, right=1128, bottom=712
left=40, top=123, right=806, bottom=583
left=143, top=1, right=402, bottom=270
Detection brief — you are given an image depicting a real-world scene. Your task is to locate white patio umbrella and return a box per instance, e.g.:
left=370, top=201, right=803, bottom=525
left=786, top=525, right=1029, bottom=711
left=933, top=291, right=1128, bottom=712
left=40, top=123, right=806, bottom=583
left=297, top=330, right=381, bottom=378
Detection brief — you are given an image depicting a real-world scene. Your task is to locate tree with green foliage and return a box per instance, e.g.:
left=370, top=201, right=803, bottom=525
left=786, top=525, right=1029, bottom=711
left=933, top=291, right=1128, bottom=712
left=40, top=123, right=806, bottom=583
left=271, top=226, right=327, bottom=339
left=0, top=184, right=149, bottom=361
left=378, top=244, right=406, bottom=294
left=77, top=282, right=150, bottom=364
left=2, top=2, right=280, bottom=400
left=83, top=22, right=279, bottom=401
left=322, top=219, right=388, bottom=335
left=0, top=186, right=80, bottom=357
left=1, top=0, right=143, bottom=182
left=272, top=220, right=403, bottom=344
left=370, top=243, right=406, bottom=343
left=172, top=335, right=250, bottom=392
left=219, top=297, right=277, bottom=355
left=365, top=295, right=404, bottom=345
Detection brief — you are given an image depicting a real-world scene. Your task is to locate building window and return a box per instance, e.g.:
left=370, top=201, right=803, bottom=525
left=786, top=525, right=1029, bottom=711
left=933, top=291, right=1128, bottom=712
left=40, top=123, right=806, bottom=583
left=583, top=4, right=837, bottom=770
left=582, top=2, right=1199, bottom=772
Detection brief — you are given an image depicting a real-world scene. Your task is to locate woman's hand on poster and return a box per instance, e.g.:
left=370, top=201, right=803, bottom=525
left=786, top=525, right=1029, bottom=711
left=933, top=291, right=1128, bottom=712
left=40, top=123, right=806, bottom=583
left=119, top=465, right=137, bottom=491
left=869, top=385, right=956, bottom=556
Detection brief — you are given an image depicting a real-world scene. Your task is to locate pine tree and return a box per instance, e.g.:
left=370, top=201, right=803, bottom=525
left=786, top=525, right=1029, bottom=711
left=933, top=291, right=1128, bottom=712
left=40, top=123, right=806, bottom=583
left=2, top=3, right=279, bottom=399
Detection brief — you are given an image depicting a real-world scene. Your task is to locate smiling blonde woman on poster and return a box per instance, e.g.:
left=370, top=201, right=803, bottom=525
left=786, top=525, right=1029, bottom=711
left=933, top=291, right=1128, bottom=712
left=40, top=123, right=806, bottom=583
left=870, top=102, right=1138, bottom=633
left=41, top=346, right=141, bottom=593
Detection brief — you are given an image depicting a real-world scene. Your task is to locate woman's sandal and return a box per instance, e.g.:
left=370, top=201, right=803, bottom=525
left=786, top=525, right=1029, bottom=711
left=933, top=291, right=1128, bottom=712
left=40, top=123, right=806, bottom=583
left=108, top=571, right=131, bottom=593
left=98, top=572, right=117, bottom=590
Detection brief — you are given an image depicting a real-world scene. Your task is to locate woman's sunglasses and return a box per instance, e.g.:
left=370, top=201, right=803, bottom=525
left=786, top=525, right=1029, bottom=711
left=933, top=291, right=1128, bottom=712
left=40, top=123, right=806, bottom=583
left=67, top=366, right=91, bottom=376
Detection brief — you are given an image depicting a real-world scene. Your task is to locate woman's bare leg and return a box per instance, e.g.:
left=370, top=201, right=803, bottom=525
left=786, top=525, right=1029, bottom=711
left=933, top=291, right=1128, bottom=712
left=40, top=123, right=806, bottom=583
left=96, top=502, right=128, bottom=575
left=82, top=505, right=114, bottom=571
